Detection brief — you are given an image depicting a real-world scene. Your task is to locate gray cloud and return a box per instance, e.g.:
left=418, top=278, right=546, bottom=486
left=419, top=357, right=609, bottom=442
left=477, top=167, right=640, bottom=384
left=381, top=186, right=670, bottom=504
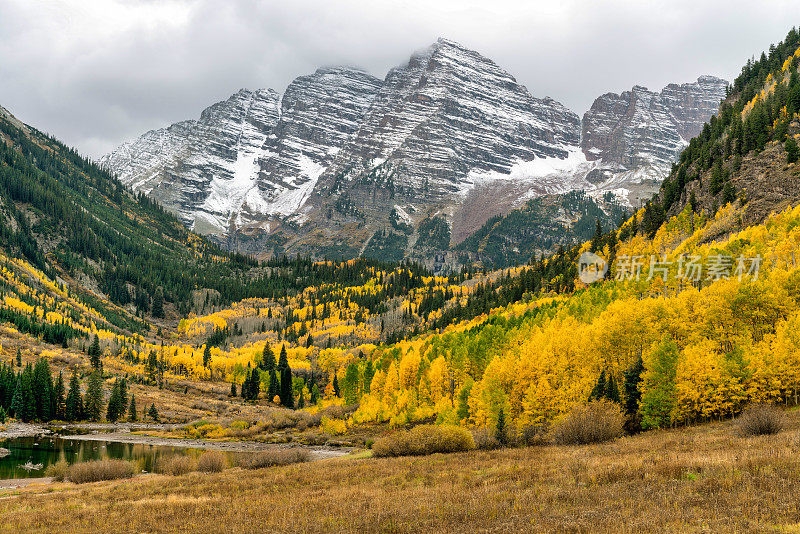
left=0, top=0, right=797, bottom=158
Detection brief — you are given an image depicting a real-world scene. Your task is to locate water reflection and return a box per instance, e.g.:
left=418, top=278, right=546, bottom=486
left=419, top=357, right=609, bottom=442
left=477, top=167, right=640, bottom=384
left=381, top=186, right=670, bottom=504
left=0, top=436, right=215, bottom=480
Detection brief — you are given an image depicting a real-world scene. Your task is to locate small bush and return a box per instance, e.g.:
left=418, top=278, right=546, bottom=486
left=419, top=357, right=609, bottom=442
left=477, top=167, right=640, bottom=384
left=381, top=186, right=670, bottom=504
left=471, top=427, right=500, bottom=450
left=66, top=459, right=136, bottom=484
left=372, top=425, right=475, bottom=458
left=154, top=455, right=197, bottom=476
left=197, top=451, right=227, bottom=473
left=243, top=448, right=310, bottom=469
left=551, top=401, right=625, bottom=445
left=45, top=459, right=69, bottom=481
left=517, top=423, right=550, bottom=447
left=738, top=403, right=783, bottom=436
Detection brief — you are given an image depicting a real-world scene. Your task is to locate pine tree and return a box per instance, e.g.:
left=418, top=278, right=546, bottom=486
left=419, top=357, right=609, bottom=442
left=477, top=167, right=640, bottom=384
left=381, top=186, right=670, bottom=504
left=362, top=360, right=374, bottom=394
left=128, top=393, right=138, bottom=422
left=495, top=407, right=507, bottom=446
left=89, top=335, right=102, bottom=369
left=10, top=376, right=23, bottom=419
left=32, top=358, right=53, bottom=421
left=151, top=288, right=164, bottom=318
left=786, top=137, right=799, bottom=164
left=261, top=343, right=276, bottom=371
left=53, top=372, right=65, bottom=420
left=249, top=368, right=260, bottom=400
left=148, top=403, right=159, bottom=422
left=84, top=370, right=104, bottom=422
left=280, top=367, right=294, bottom=408
left=118, top=377, right=127, bottom=410
left=106, top=379, right=122, bottom=422
left=267, top=368, right=279, bottom=401
left=203, top=344, right=211, bottom=369
left=590, top=219, right=603, bottom=253
left=278, top=344, right=288, bottom=370
left=589, top=370, right=607, bottom=401
left=623, top=355, right=645, bottom=417
left=65, top=371, right=83, bottom=421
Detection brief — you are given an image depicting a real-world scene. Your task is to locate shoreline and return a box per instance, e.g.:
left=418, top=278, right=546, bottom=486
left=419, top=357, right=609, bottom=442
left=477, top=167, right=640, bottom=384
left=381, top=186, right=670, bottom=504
left=0, top=422, right=357, bottom=469
left=58, top=431, right=355, bottom=458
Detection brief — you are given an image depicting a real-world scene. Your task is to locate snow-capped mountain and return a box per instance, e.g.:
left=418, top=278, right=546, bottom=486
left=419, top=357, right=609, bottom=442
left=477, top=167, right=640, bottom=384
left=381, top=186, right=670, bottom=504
left=101, top=38, right=727, bottom=259
left=313, top=38, right=581, bottom=201
left=100, top=88, right=281, bottom=234
left=579, top=75, right=728, bottom=206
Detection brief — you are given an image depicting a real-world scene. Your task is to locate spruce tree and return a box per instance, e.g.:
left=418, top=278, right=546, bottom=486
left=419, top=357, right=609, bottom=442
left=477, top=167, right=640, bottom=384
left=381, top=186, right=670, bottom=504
left=148, top=403, right=159, bottom=422
left=495, top=407, right=507, bottom=446
left=203, top=344, right=211, bottom=369
left=362, top=361, right=374, bottom=394
left=280, top=367, right=294, bottom=409
left=10, top=376, right=23, bottom=419
left=89, top=335, right=102, bottom=369
left=623, top=355, right=646, bottom=417
left=84, top=370, right=104, bottom=422
left=297, top=388, right=305, bottom=409
left=118, top=377, right=127, bottom=410
left=261, top=343, right=276, bottom=371
left=128, top=393, right=138, bottom=421
left=249, top=368, right=260, bottom=400
left=310, top=383, right=320, bottom=405
left=278, top=344, right=288, bottom=370
left=53, top=372, right=65, bottom=420
left=590, top=219, right=603, bottom=253
left=267, top=368, right=279, bottom=401
left=151, top=288, right=164, bottom=318
left=15, top=348, right=21, bottom=367
left=230, top=382, right=237, bottom=397
left=786, top=137, right=799, bottom=164
left=32, top=358, right=53, bottom=421
left=332, top=373, right=340, bottom=398
left=106, top=379, right=122, bottom=422
left=65, top=371, right=83, bottom=421
left=18, top=366, right=35, bottom=422
left=589, top=370, right=607, bottom=401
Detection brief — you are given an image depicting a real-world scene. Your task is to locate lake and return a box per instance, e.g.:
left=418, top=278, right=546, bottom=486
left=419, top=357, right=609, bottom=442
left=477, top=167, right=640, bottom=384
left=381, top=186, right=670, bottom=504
left=0, top=435, right=212, bottom=479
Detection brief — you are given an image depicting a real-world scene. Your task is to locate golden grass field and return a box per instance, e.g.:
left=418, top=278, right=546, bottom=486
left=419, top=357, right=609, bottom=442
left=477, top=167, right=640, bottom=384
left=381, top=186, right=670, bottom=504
left=4, top=410, right=800, bottom=533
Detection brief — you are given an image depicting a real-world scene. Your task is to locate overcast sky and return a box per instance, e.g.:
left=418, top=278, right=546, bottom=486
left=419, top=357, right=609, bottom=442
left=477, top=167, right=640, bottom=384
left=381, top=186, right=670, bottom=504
left=0, top=0, right=797, bottom=159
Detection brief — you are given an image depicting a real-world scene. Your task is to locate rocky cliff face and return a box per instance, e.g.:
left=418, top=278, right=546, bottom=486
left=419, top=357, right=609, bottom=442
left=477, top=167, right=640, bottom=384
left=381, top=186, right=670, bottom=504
left=579, top=76, right=728, bottom=205
left=246, top=68, right=382, bottom=227
left=100, top=88, right=281, bottom=234
left=101, top=38, right=728, bottom=263
left=314, top=38, right=581, bottom=201
left=279, top=38, right=583, bottom=258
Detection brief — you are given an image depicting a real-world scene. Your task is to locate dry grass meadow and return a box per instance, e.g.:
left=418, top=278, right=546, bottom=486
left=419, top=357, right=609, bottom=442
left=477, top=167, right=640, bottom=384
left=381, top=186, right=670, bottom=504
left=4, top=410, right=800, bottom=533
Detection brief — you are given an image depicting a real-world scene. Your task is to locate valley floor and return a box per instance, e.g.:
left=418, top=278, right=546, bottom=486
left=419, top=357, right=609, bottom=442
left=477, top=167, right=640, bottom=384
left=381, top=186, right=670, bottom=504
left=3, top=410, right=800, bottom=533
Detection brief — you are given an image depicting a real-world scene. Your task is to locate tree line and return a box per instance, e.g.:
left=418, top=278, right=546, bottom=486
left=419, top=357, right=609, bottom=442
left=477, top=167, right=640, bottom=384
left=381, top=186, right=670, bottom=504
left=0, top=357, right=158, bottom=424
